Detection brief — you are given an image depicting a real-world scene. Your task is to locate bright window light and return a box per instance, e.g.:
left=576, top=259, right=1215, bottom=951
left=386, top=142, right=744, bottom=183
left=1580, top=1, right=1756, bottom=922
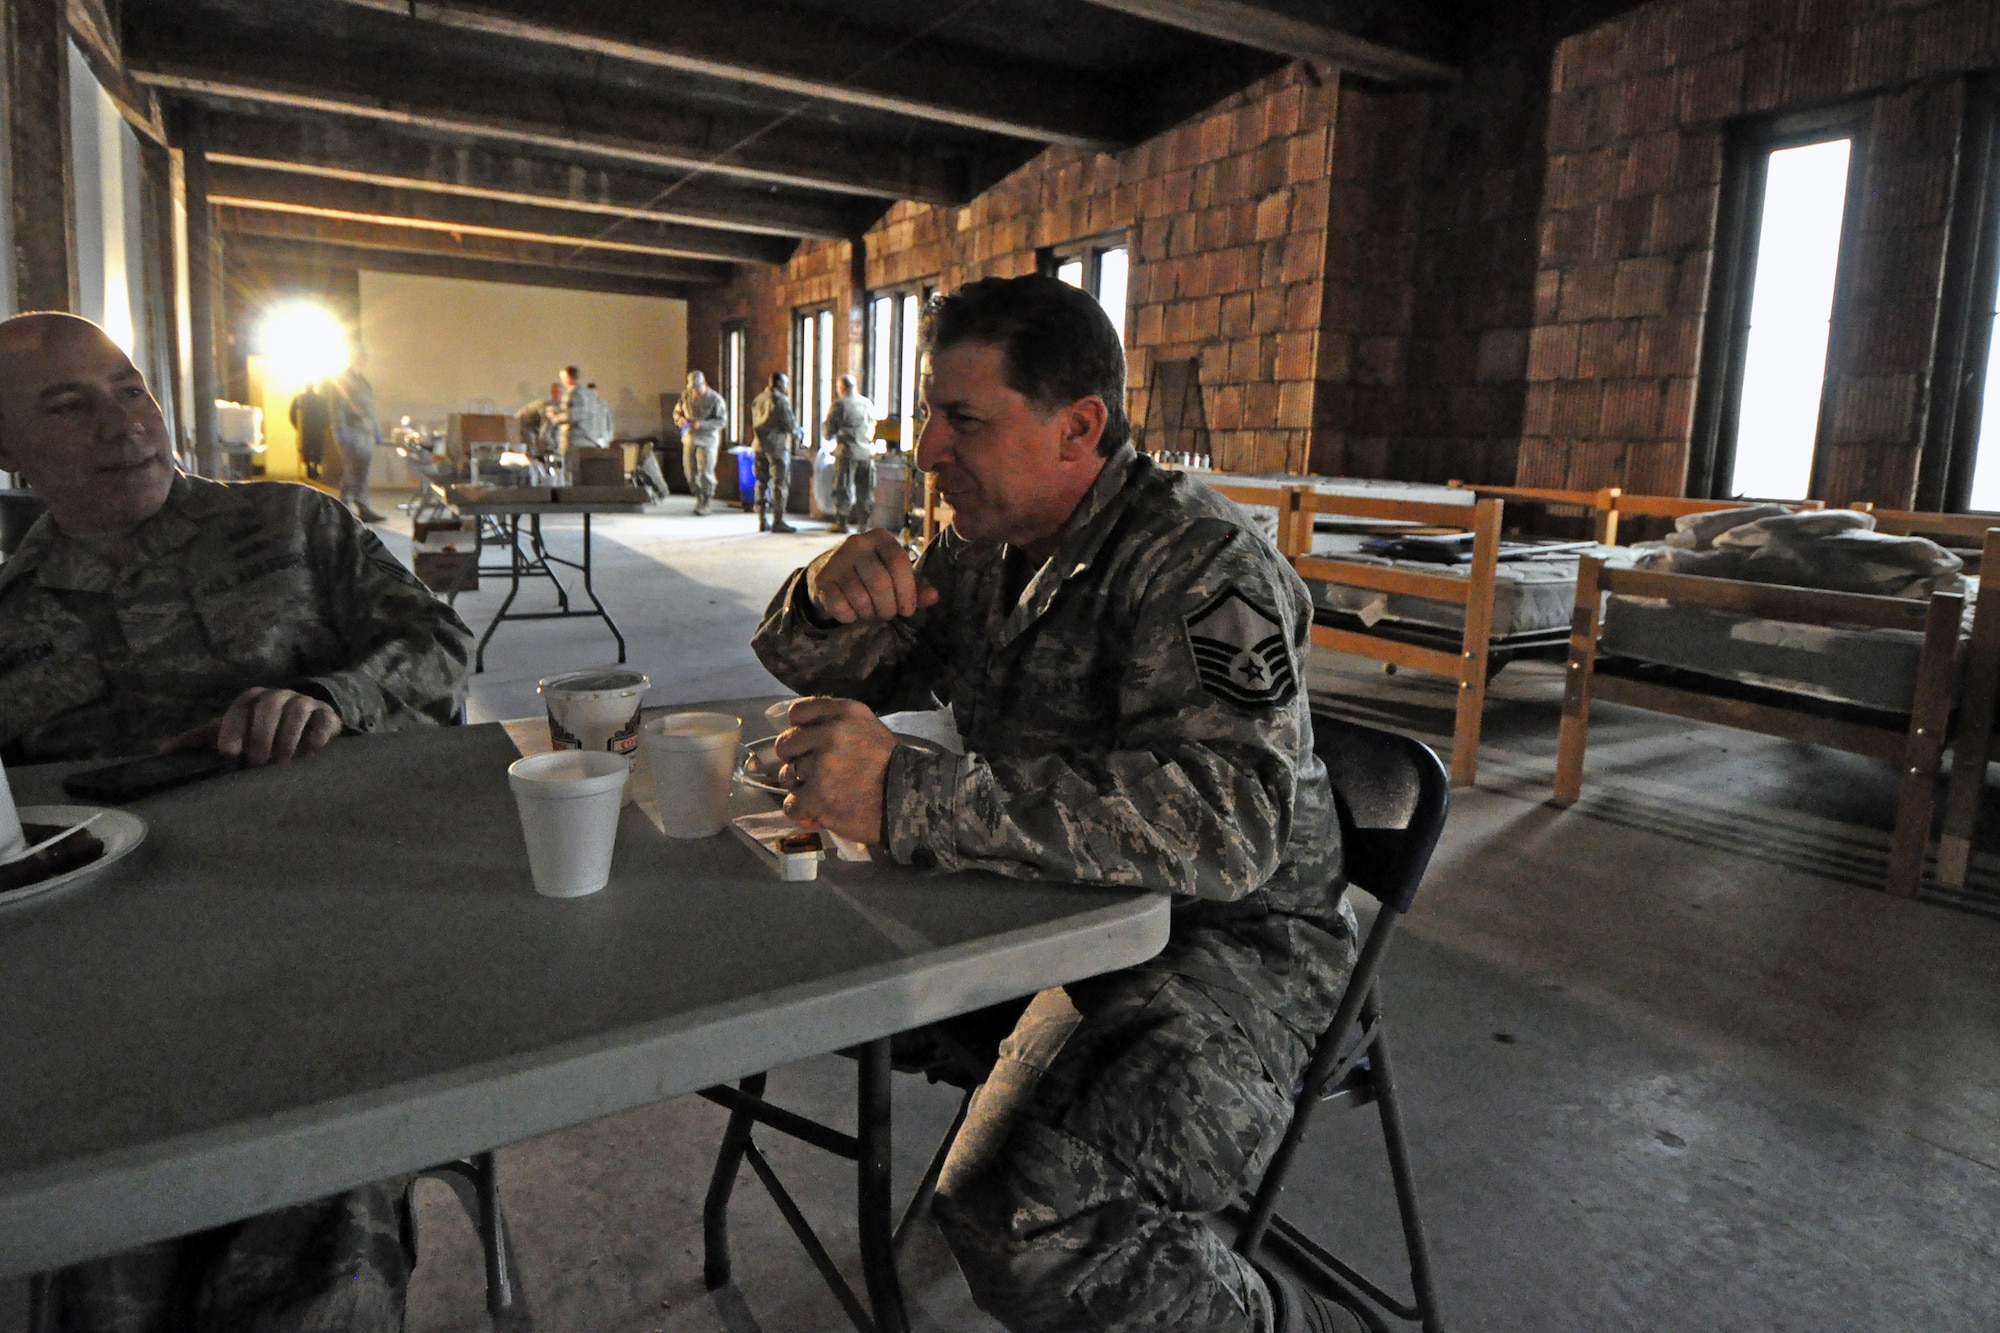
left=1728, top=138, right=1852, bottom=499
left=1966, top=267, right=2000, bottom=511
left=1097, top=246, right=1129, bottom=343
left=870, top=296, right=893, bottom=407
left=1056, top=257, right=1085, bottom=288
left=900, top=292, right=921, bottom=449
left=258, top=301, right=349, bottom=385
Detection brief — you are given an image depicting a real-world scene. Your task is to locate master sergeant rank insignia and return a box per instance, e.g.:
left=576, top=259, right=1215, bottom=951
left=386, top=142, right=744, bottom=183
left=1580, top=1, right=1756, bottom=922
left=1184, top=588, right=1298, bottom=710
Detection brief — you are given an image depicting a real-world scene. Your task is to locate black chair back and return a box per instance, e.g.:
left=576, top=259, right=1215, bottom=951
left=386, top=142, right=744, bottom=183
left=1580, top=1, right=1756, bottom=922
left=1, top=489, right=47, bottom=558
left=1313, top=713, right=1450, bottom=915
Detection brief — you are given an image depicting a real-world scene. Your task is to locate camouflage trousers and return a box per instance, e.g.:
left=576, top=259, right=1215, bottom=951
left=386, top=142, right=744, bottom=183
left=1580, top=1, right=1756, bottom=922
left=752, top=440, right=792, bottom=520
left=49, top=1181, right=410, bottom=1333
left=933, top=968, right=1332, bottom=1333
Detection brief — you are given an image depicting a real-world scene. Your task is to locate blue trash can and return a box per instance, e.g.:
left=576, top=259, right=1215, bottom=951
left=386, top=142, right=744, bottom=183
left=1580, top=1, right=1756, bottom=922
left=732, top=447, right=756, bottom=509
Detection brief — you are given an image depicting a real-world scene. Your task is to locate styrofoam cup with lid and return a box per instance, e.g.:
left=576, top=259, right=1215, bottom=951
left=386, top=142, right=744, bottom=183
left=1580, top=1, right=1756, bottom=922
left=643, top=712, right=742, bottom=839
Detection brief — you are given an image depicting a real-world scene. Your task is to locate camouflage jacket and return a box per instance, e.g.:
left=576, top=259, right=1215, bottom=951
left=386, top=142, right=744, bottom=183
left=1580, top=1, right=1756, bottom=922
left=0, top=473, right=473, bottom=764
left=753, top=446, right=1351, bottom=1050
left=823, top=393, right=878, bottom=450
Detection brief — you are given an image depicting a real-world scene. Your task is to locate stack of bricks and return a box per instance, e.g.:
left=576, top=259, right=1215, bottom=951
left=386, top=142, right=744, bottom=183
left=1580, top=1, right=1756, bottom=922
left=690, top=62, right=1342, bottom=476
left=1523, top=0, right=2000, bottom=506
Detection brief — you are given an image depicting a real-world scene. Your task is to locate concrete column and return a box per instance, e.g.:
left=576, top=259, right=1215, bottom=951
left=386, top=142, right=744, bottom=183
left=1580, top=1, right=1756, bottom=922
left=174, top=102, right=222, bottom=478
left=4, top=0, right=77, bottom=311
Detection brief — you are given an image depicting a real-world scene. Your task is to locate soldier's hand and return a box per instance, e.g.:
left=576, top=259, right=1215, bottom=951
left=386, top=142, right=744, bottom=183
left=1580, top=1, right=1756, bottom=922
left=806, top=529, right=940, bottom=623
left=773, top=696, right=897, bottom=844
left=167, top=687, right=343, bottom=765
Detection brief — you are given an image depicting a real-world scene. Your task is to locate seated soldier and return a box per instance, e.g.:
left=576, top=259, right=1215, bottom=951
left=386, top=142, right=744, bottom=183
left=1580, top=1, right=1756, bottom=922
left=0, top=312, right=472, bottom=768
left=0, top=312, right=473, bottom=1331
left=753, top=276, right=1368, bottom=1333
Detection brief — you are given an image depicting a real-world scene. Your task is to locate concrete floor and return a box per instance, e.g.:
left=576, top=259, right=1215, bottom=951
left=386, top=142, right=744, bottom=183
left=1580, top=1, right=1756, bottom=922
left=7, top=492, right=1999, bottom=1330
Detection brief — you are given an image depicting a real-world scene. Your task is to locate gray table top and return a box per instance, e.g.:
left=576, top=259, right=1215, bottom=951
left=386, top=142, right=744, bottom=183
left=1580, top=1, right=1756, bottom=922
left=0, top=716, right=1169, bottom=1275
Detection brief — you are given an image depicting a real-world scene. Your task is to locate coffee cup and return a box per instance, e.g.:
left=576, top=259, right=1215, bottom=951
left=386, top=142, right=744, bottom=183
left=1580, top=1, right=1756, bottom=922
left=644, top=712, right=742, bottom=839
left=540, top=667, right=650, bottom=801
left=508, top=749, right=630, bottom=898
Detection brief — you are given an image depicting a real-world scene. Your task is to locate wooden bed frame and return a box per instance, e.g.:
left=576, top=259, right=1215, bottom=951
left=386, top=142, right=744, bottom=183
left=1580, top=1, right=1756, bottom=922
left=1553, top=556, right=1967, bottom=899
left=1243, top=485, right=1510, bottom=788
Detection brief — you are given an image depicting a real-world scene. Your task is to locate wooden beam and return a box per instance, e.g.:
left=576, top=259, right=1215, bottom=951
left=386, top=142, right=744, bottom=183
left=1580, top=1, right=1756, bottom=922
left=122, top=6, right=979, bottom=204
left=1079, top=0, right=1456, bottom=83
left=214, top=207, right=732, bottom=285
left=169, top=104, right=223, bottom=478
left=197, top=111, right=867, bottom=241
left=205, top=163, right=796, bottom=265
left=5, top=0, right=76, bottom=311
left=64, top=0, right=165, bottom=144
left=225, top=233, right=699, bottom=301
left=327, top=0, right=1127, bottom=149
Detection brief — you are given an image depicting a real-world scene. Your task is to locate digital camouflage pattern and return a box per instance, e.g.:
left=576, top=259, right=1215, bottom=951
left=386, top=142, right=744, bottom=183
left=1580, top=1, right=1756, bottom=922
left=48, top=1181, right=411, bottom=1333
left=751, top=386, right=800, bottom=523
left=752, top=445, right=1357, bottom=1331
left=0, top=473, right=472, bottom=764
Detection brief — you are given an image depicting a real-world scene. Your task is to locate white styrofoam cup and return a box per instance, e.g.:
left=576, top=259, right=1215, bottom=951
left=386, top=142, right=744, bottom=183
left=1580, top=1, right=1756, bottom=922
left=0, top=757, right=23, bottom=863
left=508, top=749, right=631, bottom=898
left=644, top=711, right=742, bottom=839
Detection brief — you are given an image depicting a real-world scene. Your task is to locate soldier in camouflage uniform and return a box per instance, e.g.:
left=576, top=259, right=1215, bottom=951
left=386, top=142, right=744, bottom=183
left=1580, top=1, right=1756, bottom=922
left=752, top=277, right=1367, bottom=1333
left=0, top=312, right=470, bottom=1330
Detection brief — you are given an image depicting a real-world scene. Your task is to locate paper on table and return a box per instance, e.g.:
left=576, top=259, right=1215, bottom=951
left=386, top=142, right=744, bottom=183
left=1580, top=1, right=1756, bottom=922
left=879, top=708, right=964, bottom=754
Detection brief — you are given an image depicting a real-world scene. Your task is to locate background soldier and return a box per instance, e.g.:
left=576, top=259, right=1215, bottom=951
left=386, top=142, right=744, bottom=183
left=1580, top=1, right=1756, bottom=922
left=821, top=373, right=878, bottom=532
left=750, top=370, right=800, bottom=533
left=752, top=277, right=1370, bottom=1333
left=329, top=353, right=384, bottom=523
left=287, top=380, right=332, bottom=481
left=674, top=369, right=728, bottom=516
left=0, top=311, right=473, bottom=1329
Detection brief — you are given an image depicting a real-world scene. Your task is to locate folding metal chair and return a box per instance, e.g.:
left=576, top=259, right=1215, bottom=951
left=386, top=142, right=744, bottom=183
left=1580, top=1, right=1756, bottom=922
left=1229, top=712, right=1451, bottom=1333
left=22, top=1155, right=516, bottom=1332
left=698, top=1041, right=971, bottom=1333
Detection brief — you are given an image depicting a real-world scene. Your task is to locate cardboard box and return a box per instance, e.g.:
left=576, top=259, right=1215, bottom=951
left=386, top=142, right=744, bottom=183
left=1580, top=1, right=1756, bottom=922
left=447, top=484, right=553, bottom=506
left=413, top=549, right=478, bottom=594
left=569, top=446, right=625, bottom=487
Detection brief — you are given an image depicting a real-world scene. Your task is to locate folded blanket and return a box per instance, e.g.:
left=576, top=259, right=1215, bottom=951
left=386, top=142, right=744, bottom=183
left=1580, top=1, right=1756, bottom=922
left=1633, top=507, right=1962, bottom=599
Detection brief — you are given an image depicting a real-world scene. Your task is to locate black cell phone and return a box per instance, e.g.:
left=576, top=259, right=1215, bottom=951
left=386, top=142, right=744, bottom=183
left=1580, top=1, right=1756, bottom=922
left=62, top=750, right=243, bottom=803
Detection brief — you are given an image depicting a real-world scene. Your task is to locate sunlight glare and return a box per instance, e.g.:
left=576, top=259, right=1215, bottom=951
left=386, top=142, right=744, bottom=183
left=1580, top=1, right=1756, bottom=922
left=1729, top=138, right=1851, bottom=499
left=258, top=301, right=350, bottom=385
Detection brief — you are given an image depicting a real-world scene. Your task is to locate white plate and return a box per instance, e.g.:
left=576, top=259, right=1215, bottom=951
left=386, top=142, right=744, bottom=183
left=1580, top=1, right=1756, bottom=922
left=0, top=804, right=148, bottom=911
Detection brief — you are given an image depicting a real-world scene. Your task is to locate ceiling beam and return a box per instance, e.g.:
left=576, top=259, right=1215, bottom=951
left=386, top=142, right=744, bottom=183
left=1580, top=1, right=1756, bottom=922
left=215, top=206, right=733, bottom=285
left=225, top=233, right=699, bottom=301
left=206, top=162, right=798, bottom=265
left=1079, top=1, right=1456, bottom=83
left=123, top=7, right=978, bottom=204
left=328, top=0, right=1126, bottom=149
left=197, top=111, right=870, bottom=241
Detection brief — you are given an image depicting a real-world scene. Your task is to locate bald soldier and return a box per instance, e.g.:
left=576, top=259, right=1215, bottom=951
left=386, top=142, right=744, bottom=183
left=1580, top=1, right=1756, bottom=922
left=753, top=277, right=1370, bottom=1333
left=0, top=312, right=472, bottom=1331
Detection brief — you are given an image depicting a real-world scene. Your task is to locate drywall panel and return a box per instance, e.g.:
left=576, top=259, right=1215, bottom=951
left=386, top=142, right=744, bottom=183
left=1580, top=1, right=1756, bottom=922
left=356, top=270, right=686, bottom=439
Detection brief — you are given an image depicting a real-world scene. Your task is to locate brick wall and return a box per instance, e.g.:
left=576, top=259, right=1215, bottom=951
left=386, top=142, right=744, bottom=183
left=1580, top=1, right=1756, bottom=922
left=688, top=63, right=1341, bottom=474
left=1525, top=0, right=2000, bottom=506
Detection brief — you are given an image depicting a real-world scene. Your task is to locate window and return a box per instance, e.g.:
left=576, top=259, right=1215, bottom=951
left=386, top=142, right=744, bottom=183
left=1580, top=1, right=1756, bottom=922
left=864, top=285, right=933, bottom=450
left=720, top=322, right=747, bottom=446
left=1041, top=238, right=1131, bottom=343
left=792, top=304, right=836, bottom=446
left=1691, top=112, right=1862, bottom=500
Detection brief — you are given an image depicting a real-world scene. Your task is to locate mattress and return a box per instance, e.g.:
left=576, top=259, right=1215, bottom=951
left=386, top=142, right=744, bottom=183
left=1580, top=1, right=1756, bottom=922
left=1596, top=594, right=1946, bottom=713
left=1183, top=473, right=1473, bottom=549
left=1300, top=534, right=1616, bottom=640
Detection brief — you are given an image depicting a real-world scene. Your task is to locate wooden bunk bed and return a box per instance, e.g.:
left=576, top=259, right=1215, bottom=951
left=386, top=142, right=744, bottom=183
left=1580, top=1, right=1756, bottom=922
left=1553, top=554, right=1970, bottom=899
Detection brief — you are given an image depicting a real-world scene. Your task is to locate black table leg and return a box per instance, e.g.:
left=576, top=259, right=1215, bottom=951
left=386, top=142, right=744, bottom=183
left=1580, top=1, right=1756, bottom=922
left=856, top=1039, right=911, bottom=1333
left=574, top=515, right=627, bottom=663
left=473, top=515, right=527, bottom=673
left=703, top=1071, right=768, bottom=1292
